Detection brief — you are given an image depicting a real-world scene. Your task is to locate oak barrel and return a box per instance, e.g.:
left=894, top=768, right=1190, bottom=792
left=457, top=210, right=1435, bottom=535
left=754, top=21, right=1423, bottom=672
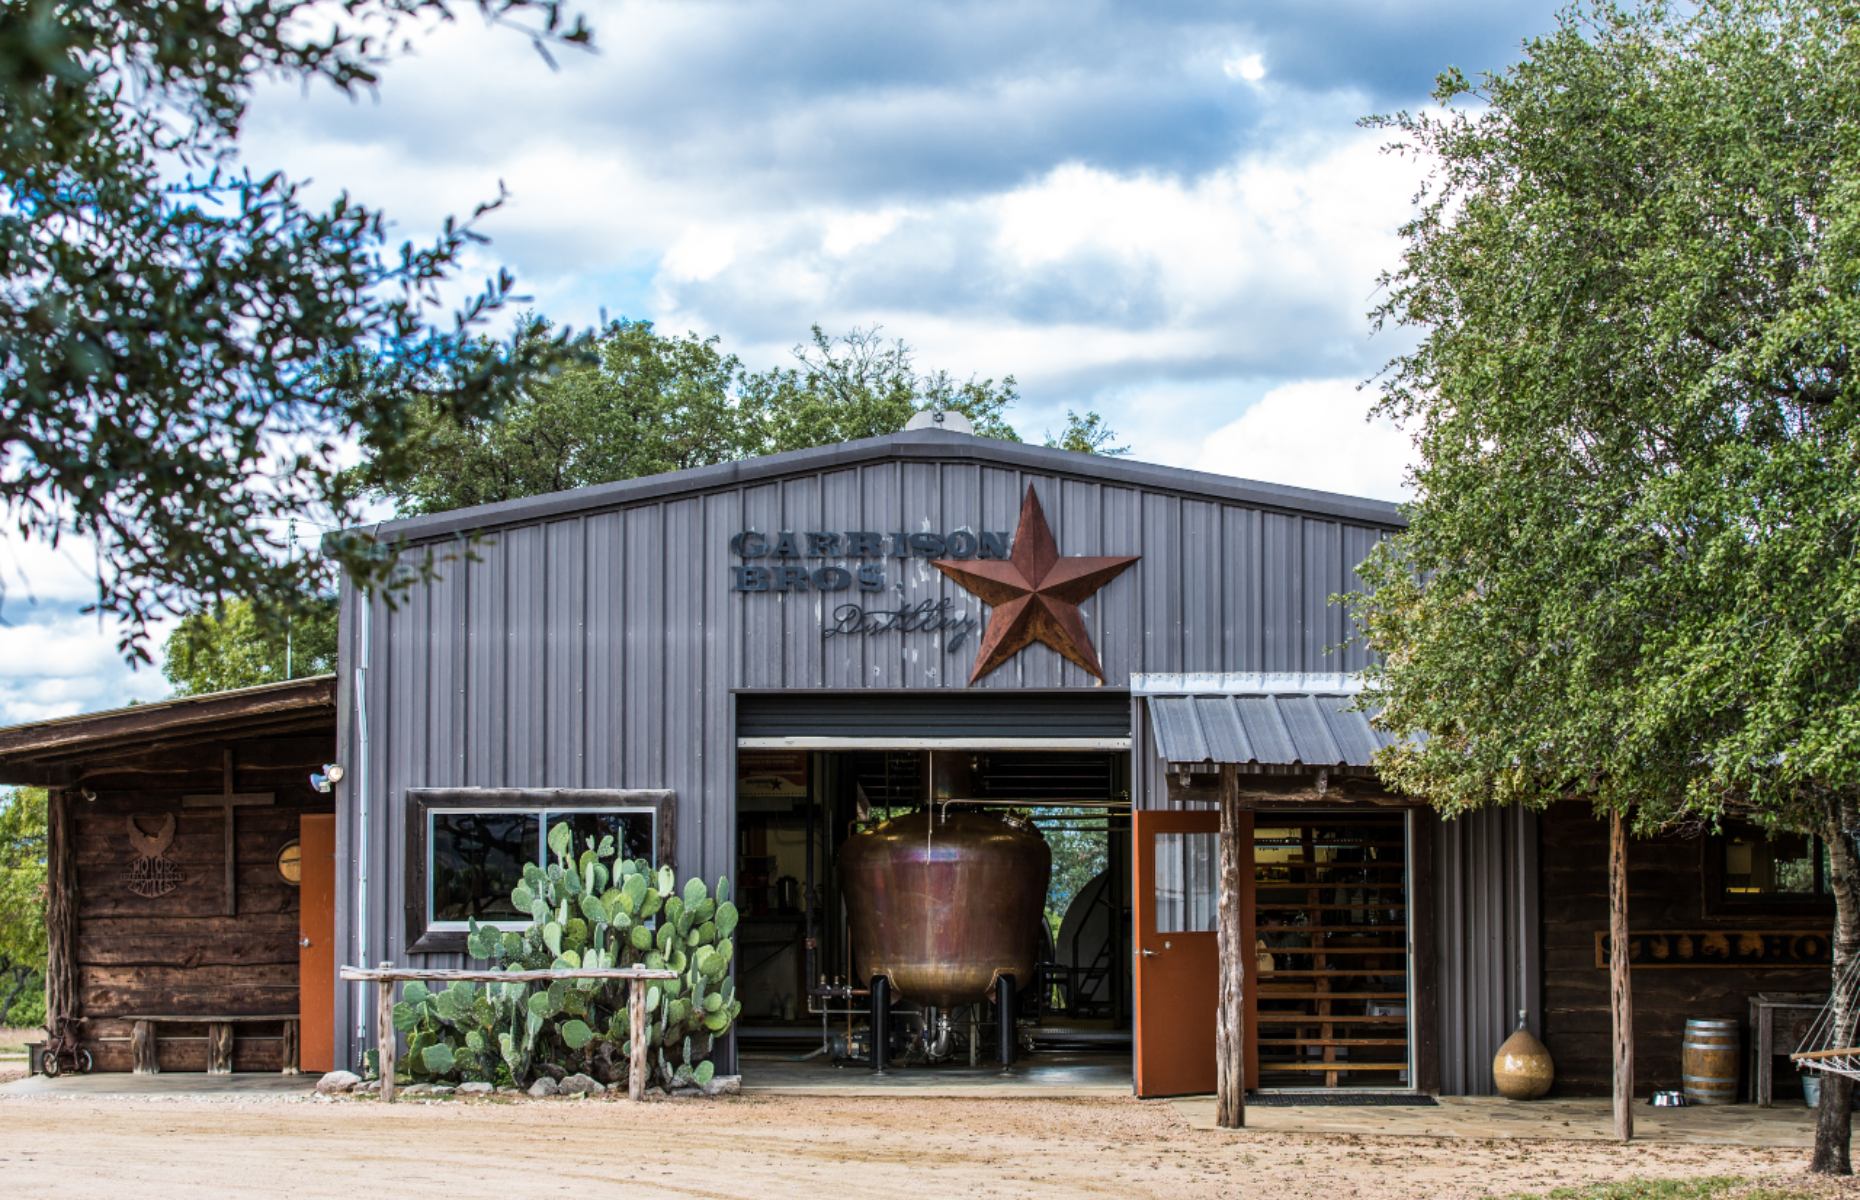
left=1681, top=1017, right=1740, bottom=1105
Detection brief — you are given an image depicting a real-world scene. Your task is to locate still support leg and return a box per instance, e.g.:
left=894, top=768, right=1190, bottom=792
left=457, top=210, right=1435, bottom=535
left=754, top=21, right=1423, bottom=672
left=870, top=975, right=890, bottom=1073
left=996, top=973, right=1017, bottom=1069
left=281, top=1018, right=300, bottom=1076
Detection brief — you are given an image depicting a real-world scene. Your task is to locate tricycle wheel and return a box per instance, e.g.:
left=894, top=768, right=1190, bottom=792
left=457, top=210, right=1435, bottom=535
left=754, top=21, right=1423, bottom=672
left=77, top=1049, right=94, bottom=1073
left=41, top=1054, right=61, bottom=1078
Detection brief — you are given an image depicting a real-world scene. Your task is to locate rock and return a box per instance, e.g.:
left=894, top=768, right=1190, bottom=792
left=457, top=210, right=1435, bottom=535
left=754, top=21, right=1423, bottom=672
left=496, top=1086, right=521, bottom=1095
left=315, top=1070, right=362, bottom=1095
left=536, top=1063, right=567, bottom=1082
left=559, top=1073, right=602, bottom=1096
left=355, top=1079, right=382, bottom=1095
left=400, top=1083, right=439, bottom=1097
left=527, top=1077, right=561, bottom=1098
left=700, top=1074, right=742, bottom=1097
left=456, top=1081, right=495, bottom=1096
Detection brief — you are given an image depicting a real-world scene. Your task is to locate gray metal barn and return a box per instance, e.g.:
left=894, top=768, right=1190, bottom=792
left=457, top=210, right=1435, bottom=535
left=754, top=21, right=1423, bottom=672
left=329, top=425, right=1549, bottom=1095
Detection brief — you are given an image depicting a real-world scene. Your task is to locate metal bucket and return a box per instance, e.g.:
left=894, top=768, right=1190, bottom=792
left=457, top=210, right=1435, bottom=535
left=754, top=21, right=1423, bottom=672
left=1681, top=1017, right=1740, bottom=1105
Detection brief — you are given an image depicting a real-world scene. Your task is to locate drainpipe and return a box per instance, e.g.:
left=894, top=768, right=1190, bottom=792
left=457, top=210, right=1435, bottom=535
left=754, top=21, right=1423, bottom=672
left=352, top=596, right=373, bottom=1051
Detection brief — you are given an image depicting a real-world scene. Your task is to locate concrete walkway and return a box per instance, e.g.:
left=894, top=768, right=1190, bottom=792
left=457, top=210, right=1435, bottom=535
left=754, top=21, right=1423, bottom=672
left=1, top=1072, right=318, bottom=1099
left=1172, top=1094, right=1818, bottom=1147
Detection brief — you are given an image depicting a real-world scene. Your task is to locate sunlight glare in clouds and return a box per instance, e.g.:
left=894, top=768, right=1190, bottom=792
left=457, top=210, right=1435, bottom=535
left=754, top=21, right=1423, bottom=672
left=1223, top=53, right=1268, bottom=83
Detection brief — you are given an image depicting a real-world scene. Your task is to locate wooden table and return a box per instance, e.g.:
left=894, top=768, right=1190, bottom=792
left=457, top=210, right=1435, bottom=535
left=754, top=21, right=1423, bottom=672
left=123, top=1013, right=300, bottom=1075
left=340, top=964, right=677, bottom=1103
left=1749, top=992, right=1825, bottom=1106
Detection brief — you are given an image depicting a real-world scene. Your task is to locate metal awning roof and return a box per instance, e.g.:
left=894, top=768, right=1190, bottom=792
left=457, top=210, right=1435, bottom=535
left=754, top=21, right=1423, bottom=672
left=1134, top=674, right=1398, bottom=768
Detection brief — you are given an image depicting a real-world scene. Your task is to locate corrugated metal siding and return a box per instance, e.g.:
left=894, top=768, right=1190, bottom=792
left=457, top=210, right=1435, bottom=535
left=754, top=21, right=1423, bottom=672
left=1434, top=807, right=1542, bottom=1095
left=333, top=453, right=1396, bottom=1067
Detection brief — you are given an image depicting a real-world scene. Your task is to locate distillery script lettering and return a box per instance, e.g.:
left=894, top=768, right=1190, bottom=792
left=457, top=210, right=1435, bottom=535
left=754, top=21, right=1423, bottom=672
left=728, top=527, right=1007, bottom=653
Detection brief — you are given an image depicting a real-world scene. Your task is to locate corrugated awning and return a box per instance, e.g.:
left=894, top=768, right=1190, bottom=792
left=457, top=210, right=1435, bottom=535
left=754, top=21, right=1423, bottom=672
left=1136, top=674, right=1397, bottom=768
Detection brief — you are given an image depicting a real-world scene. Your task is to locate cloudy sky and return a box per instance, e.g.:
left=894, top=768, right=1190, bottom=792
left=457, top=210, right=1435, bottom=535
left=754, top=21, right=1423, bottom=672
left=3, top=0, right=1563, bottom=725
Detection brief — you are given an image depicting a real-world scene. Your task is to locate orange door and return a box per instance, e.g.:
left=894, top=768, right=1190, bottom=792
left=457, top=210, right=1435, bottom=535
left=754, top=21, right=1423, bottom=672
left=298, top=814, right=336, bottom=1073
left=1133, top=808, right=1223, bottom=1097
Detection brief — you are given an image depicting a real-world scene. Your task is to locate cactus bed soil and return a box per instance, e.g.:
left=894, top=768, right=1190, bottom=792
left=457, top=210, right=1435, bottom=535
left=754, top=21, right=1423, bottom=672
left=0, top=1092, right=1840, bottom=1199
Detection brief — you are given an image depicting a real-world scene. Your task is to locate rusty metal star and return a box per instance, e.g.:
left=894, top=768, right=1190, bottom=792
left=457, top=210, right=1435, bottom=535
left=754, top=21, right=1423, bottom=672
left=932, top=485, right=1139, bottom=684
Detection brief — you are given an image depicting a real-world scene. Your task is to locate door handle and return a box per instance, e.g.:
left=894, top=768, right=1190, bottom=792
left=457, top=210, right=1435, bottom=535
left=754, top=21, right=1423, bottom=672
left=1140, top=948, right=1158, bottom=957
left=299, top=937, right=313, bottom=948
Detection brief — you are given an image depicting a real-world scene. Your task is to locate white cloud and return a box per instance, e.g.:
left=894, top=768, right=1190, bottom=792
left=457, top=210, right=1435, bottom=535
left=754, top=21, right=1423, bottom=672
left=1223, top=52, right=1268, bottom=83
left=1189, top=378, right=1413, bottom=502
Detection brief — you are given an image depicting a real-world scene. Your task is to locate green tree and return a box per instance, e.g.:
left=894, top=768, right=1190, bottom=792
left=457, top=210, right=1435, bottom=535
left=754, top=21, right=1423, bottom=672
left=1352, top=0, right=1860, bottom=1169
left=162, top=596, right=340, bottom=696
left=1043, top=410, right=1130, bottom=456
left=0, top=1, right=591, bottom=660
left=368, top=322, right=1045, bottom=516
left=0, top=788, right=47, bottom=1030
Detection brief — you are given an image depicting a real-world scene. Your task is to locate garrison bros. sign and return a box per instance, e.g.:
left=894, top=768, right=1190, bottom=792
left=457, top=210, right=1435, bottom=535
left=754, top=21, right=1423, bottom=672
left=727, top=485, right=1140, bottom=682
left=727, top=528, right=1011, bottom=593
left=727, top=527, right=1009, bottom=654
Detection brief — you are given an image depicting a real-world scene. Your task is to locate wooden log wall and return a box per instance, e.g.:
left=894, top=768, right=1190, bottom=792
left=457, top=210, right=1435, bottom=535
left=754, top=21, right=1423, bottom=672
left=1541, top=801, right=1828, bottom=1097
left=69, top=734, right=332, bottom=1071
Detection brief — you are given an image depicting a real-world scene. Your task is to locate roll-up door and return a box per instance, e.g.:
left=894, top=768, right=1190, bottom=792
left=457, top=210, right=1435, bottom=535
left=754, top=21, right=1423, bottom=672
left=735, top=690, right=1131, bottom=748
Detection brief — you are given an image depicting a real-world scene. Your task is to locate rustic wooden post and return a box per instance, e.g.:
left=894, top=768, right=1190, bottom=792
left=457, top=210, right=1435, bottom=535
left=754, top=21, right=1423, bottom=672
left=376, top=963, right=396, bottom=1103
left=131, top=1020, right=158, bottom=1075
left=280, top=1018, right=300, bottom=1076
left=207, top=1021, right=234, bottom=1075
left=1215, top=763, right=1246, bottom=1129
left=44, top=788, right=77, bottom=1040
left=628, top=975, right=650, bottom=1102
left=1608, top=808, right=1634, bottom=1142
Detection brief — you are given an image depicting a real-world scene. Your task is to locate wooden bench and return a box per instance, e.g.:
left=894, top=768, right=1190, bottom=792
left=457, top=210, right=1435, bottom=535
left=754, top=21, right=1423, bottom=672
left=123, top=1014, right=301, bottom=1076
left=342, top=963, right=676, bottom=1102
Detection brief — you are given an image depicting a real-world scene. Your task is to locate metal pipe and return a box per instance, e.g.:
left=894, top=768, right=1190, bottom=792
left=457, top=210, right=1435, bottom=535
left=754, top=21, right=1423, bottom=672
left=352, top=593, right=372, bottom=1054
left=870, top=974, right=890, bottom=1073
left=804, top=756, right=817, bottom=1020
left=996, top=972, right=1016, bottom=1068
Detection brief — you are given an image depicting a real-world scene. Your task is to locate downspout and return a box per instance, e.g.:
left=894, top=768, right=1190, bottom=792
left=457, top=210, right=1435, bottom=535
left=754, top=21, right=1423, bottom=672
left=352, top=595, right=372, bottom=1050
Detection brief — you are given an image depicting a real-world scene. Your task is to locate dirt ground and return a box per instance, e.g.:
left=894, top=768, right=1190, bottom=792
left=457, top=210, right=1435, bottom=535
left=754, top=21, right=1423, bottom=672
left=2, top=1093, right=1857, bottom=1199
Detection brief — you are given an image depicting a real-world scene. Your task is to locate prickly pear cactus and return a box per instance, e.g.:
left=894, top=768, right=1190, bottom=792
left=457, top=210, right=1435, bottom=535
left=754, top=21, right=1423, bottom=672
left=392, top=821, right=741, bottom=1092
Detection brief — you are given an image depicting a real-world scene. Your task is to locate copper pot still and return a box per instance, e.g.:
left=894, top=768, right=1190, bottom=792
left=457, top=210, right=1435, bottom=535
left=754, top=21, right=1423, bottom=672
left=839, top=808, right=1052, bottom=1007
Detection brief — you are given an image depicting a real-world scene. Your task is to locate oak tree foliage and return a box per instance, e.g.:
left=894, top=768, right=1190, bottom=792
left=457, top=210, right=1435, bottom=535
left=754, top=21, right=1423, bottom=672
left=0, top=1, right=592, bottom=661
left=364, top=321, right=1123, bottom=516
left=1350, top=0, right=1859, bottom=1170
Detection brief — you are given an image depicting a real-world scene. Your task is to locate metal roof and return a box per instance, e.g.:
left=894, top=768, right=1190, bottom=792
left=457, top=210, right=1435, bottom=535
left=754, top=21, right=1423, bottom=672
left=1139, top=675, right=1399, bottom=768
left=340, top=427, right=1405, bottom=548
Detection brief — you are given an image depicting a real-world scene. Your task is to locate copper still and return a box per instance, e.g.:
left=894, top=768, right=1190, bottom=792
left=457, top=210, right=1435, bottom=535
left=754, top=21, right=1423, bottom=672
left=839, top=808, right=1051, bottom=1007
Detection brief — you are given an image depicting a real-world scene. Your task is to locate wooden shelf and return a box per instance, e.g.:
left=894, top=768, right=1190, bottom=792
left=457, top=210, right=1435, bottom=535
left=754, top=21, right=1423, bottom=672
left=1257, top=1038, right=1408, bottom=1048
left=1255, top=990, right=1408, bottom=1001
left=1261, top=969, right=1409, bottom=979
left=1254, top=1014, right=1407, bottom=1025
left=1257, top=1062, right=1409, bottom=1073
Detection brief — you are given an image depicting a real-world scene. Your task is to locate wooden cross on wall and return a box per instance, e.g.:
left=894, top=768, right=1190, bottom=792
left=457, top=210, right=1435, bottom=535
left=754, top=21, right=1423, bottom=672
left=182, top=749, right=275, bottom=917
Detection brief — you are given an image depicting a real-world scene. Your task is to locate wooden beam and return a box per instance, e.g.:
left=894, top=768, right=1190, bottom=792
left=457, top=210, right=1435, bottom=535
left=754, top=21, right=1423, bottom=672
left=1215, top=762, right=1247, bottom=1129
left=1609, top=808, right=1634, bottom=1142
left=44, top=789, right=77, bottom=1035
